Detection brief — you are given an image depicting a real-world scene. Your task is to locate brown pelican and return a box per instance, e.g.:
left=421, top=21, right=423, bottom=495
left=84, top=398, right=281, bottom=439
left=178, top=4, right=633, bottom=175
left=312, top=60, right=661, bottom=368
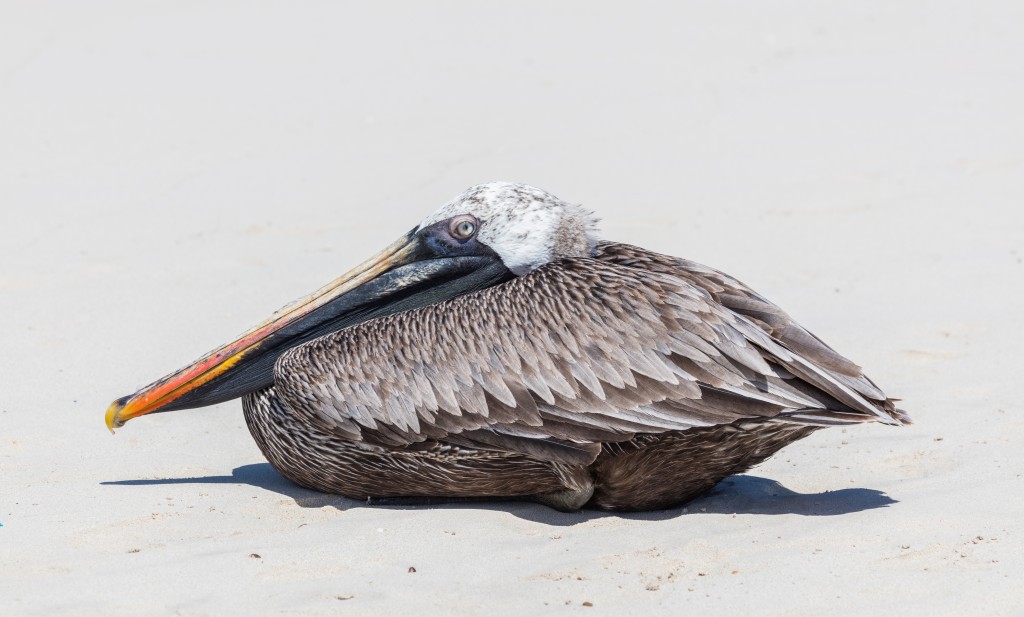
left=106, top=182, right=909, bottom=511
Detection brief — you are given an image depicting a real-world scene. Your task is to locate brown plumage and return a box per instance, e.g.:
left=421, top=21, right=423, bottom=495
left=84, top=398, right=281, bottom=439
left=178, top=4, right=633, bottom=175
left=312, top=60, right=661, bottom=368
left=107, top=182, right=908, bottom=511
left=243, top=242, right=907, bottom=511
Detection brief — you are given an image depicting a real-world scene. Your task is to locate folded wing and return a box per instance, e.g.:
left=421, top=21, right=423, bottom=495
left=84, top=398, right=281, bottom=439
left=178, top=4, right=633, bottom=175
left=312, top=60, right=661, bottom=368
left=273, top=242, right=907, bottom=466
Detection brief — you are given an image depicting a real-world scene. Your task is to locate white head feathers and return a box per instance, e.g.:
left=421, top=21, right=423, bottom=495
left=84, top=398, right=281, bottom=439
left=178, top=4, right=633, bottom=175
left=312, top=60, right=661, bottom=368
left=417, top=182, right=601, bottom=275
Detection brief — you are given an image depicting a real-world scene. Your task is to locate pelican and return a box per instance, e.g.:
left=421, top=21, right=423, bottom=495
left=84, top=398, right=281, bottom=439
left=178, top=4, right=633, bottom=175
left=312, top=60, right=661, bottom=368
left=106, top=182, right=909, bottom=511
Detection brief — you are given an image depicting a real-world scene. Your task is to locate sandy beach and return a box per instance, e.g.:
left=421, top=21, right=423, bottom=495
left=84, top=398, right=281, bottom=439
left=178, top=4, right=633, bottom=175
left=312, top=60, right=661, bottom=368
left=2, top=2, right=1022, bottom=615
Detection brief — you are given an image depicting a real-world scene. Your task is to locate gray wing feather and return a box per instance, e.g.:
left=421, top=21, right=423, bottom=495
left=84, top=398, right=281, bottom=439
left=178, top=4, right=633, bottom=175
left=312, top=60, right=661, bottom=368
left=274, top=242, right=907, bottom=464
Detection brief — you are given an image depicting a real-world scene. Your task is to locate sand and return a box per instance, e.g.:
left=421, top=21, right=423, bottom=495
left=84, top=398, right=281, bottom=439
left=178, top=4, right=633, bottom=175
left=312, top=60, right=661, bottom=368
left=2, top=2, right=1022, bottom=615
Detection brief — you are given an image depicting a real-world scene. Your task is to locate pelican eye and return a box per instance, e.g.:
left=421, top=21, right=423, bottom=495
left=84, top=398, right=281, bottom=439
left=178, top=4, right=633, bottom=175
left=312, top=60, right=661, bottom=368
left=451, top=217, right=478, bottom=240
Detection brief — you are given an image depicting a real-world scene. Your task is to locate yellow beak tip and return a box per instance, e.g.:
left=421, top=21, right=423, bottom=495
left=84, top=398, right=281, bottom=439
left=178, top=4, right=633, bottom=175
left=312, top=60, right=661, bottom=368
left=105, top=398, right=128, bottom=434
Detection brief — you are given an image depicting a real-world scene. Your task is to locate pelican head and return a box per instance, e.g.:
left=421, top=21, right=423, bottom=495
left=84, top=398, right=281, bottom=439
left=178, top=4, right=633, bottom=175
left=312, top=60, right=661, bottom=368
left=417, top=182, right=600, bottom=275
left=106, top=182, right=599, bottom=430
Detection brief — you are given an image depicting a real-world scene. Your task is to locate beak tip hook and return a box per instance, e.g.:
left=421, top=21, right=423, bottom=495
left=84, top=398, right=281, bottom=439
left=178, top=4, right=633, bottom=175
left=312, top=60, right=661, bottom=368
left=105, top=397, right=129, bottom=434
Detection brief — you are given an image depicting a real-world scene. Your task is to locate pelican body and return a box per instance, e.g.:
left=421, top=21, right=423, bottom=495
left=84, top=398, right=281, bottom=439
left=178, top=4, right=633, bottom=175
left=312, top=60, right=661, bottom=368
left=107, top=183, right=908, bottom=511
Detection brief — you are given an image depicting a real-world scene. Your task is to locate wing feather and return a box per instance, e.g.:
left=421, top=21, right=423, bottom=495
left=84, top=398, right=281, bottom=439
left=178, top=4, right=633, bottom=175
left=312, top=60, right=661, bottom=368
left=273, top=242, right=907, bottom=461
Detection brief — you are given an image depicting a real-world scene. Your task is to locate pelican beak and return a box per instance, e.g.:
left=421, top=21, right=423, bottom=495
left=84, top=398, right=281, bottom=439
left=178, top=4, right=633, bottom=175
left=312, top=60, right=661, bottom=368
left=105, top=229, right=510, bottom=432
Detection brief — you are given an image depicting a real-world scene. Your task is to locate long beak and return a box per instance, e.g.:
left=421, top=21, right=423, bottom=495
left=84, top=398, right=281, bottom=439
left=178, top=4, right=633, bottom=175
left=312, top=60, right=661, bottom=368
left=106, top=230, right=430, bottom=432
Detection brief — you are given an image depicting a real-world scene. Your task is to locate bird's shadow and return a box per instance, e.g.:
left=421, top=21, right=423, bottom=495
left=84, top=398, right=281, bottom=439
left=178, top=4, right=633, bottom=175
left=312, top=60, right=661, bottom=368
left=102, top=463, right=896, bottom=526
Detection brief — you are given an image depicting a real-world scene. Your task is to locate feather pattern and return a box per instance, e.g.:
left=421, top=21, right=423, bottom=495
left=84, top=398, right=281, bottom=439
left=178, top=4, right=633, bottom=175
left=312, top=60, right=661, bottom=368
left=272, top=242, right=908, bottom=467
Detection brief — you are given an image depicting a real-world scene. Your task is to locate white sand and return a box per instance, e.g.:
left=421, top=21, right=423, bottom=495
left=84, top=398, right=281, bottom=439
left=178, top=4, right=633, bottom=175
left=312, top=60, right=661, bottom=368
left=2, top=2, right=1022, bottom=615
